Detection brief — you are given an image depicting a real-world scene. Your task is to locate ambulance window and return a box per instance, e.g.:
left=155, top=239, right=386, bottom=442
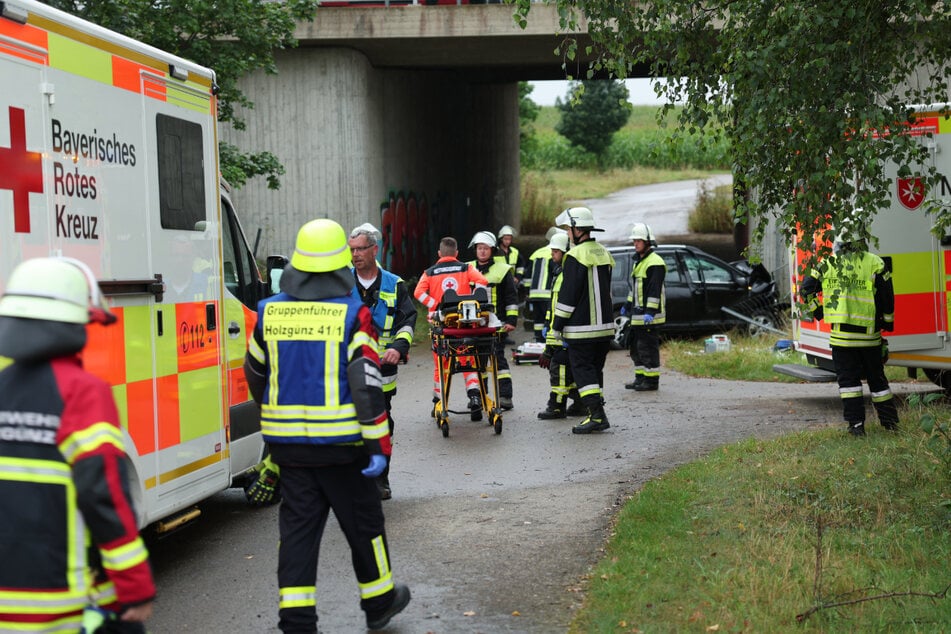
left=221, top=198, right=260, bottom=310
left=156, top=114, right=206, bottom=231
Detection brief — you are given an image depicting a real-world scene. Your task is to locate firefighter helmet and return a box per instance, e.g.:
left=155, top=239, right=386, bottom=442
left=544, top=226, right=562, bottom=241
left=629, top=222, right=656, bottom=244
left=469, top=230, right=497, bottom=249
left=0, top=257, right=115, bottom=325
left=548, top=231, right=570, bottom=252
left=497, top=225, right=517, bottom=239
left=291, top=219, right=351, bottom=273
left=555, top=206, right=603, bottom=232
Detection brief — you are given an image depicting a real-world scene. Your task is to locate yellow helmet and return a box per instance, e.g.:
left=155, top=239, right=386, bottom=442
left=291, top=219, right=351, bottom=273
left=0, top=257, right=113, bottom=325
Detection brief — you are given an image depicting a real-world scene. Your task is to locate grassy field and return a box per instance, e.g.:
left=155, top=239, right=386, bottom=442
left=569, top=335, right=951, bottom=632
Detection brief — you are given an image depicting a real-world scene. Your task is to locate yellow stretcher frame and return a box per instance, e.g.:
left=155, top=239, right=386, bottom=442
left=429, top=289, right=504, bottom=437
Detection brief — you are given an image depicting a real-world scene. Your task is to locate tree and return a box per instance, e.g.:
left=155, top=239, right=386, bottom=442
left=556, top=80, right=631, bottom=168
left=514, top=0, right=951, bottom=263
left=43, top=0, right=320, bottom=189
left=519, top=81, right=541, bottom=167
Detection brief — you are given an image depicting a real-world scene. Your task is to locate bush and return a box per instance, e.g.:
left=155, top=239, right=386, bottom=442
left=520, top=171, right=563, bottom=235
left=688, top=179, right=734, bottom=233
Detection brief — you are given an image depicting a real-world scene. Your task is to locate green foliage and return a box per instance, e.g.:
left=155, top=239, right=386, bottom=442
left=688, top=180, right=734, bottom=234
left=520, top=171, right=563, bottom=235
left=556, top=80, right=632, bottom=167
left=514, top=0, right=951, bottom=269
left=518, top=81, right=541, bottom=165
left=43, top=0, right=320, bottom=189
left=907, top=392, right=951, bottom=481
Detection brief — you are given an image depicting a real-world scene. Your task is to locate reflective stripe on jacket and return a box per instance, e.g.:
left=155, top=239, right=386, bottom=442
left=552, top=239, right=615, bottom=340
left=627, top=250, right=667, bottom=326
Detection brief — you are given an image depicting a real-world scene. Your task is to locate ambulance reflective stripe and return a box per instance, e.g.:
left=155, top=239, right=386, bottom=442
left=279, top=586, right=316, bottom=609
left=0, top=15, right=212, bottom=112
left=82, top=304, right=226, bottom=489
left=56, top=422, right=124, bottom=464
left=359, top=535, right=394, bottom=600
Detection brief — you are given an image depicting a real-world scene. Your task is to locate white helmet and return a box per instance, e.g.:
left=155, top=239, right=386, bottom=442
left=0, top=257, right=114, bottom=325
left=497, top=225, right=516, bottom=239
left=350, top=222, right=382, bottom=242
left=555, top=206, right=603, bottom=232
left=544, top=226, right=562, bottom=241
left=469, top=230, right=497, bottom=249
left=629, top=222, right=655, bottom=244
left=548, top=231, right=570, bottom=252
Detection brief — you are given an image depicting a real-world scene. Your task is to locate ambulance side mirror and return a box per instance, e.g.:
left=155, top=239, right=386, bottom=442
left=266, top=255, right=288, bottom=296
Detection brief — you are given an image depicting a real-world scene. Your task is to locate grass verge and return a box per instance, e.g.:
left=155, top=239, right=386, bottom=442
left=569, top=428, right=951, bottom=632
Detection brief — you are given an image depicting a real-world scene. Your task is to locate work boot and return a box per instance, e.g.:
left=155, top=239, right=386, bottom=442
left=468, top=390, right=483, bottom=422
left=634, top=377, right=659, bottom=391
left=537, top=406, right=566, bottom=420
left=847, top=422, right=866, bottom=437
left=375, top=474, right=392, bottom=501
left=881, top=419, right=899, bottom=431
left=624, top=376, right=644, bottom=390
left=499, top=396, right=514, bottom=410
left=565, top=401, right=587, bottom=416
left=366, top=583, right=411, bottom=630
left=572, top=407, right=610, bottom=434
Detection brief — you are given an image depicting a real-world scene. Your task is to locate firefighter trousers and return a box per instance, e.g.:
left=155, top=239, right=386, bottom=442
left=831, top=345, right=898, bottom=426
left=566, top=339, right=611, bottom=410
left=628, top=326, right=661, bottom=382
left=277, top=463, right=395, bottom=633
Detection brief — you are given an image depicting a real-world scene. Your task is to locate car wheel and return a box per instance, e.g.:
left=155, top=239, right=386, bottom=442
left=747, top=309, right=781, bottom=337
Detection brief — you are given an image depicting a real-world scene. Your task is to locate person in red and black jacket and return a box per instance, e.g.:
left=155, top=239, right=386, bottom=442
left=0, top=257, right=155, bottom=633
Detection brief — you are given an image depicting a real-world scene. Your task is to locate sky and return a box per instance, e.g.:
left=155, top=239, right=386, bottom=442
left=528, top=77, right=671, bottom=107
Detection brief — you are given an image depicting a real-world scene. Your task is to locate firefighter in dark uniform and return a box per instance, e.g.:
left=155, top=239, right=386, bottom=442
left=348, top=222, right=417, bottom=500
left=623, top=223, right=666, bottom=391
left=244, top=219, right=411, bottom=633
left=800, top=220, right=899, bottom=436
left=0, top=257, right=155, bottom=632
left=527, top=227, right=566, bottom=343
left=468, top=230, right=519, bottom=410
left=551, top=207, right=616, bottom=434
left=538, top=231, right=585, bottom=419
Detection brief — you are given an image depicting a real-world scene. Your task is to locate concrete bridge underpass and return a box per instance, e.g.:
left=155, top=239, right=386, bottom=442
left=223, top=3, right=648, bottom=279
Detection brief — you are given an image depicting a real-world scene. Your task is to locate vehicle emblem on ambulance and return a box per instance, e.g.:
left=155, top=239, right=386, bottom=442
left=0, top=107, right=44, bottom=233
left=897, top=176, right=925, bottom=210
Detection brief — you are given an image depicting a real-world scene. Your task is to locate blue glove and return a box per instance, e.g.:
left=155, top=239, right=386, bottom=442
left=642, top=313, right=654, bottom=325
left=620, top=305, right=629, bottom=316
left=362, top=454, right=388, bottom=478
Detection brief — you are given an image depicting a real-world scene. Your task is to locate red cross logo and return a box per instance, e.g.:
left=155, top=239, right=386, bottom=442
left=441, top=277, right=458, bottom=294
left=0, top=106, right=44, bottom=233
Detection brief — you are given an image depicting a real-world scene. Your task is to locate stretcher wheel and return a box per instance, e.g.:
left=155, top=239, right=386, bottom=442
left=491, top=413, right=502, bottom=435
left=439, top=419, right=450, bottom=438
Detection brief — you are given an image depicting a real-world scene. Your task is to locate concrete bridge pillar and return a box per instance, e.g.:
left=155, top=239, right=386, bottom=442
left=221, top=46, right=519, bottom=278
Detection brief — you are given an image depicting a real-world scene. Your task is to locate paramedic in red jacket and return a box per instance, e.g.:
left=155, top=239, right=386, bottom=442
left=0, top=257, right=155, bottom=632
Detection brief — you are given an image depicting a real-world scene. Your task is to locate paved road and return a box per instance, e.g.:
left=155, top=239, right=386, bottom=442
left=582, top=174, right=733, bottom=245
left=145, top=328, right=932, bottom=633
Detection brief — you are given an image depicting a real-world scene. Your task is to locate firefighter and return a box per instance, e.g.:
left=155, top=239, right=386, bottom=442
left=527, top=227, right=567, bottom=343
left=551, top=207, right=616, bottom=434
left=800, top=219, right=899, bottom=436
left=244, top=219, right=411, bottom=633
left=348, top=222, right=417, bottom=500
left=622, top=223, right=666, bottom=391
left=414, top=237, right=490, bottom=417
left=538, top=231, right=586, bottom=419
left=495, top=225, right=527, bottom=286
left=0, top=257, right=155, bottom=632
left=468, top=230, right=519, bottom=410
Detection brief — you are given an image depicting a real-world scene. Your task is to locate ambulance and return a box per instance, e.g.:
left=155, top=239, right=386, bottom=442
left=777, top=106, right=951, bottom=389
left=1, top=0, right=269, bottom=530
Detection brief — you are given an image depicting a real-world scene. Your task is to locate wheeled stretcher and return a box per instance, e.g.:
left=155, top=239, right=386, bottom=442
left=429, top=288, right=504, bottom=437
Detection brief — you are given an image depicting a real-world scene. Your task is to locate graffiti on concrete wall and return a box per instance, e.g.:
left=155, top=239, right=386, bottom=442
left=380, top=190, right=435, bottom=278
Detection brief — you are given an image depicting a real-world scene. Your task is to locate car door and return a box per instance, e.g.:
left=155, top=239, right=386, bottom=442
left=687, top=252, right=750, bottom=328
left=662, top=250, right=705, bottom=331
